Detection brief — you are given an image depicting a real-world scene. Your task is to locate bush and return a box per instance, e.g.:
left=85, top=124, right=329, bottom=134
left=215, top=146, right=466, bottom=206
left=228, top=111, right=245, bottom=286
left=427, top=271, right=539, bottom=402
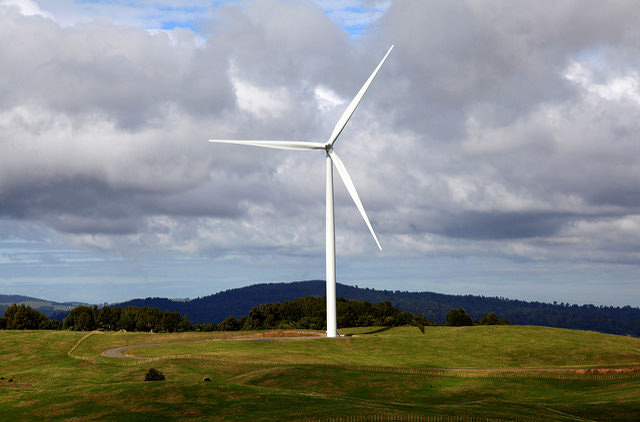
left=144, top=368, right=165, bottom=381
left=217, top=316, right=240, bottom=331
left=480, top=312, right=500, bottom=325
left=480, top=312, right=509, bottom=325
left=446, top=308, right=473, bottom=326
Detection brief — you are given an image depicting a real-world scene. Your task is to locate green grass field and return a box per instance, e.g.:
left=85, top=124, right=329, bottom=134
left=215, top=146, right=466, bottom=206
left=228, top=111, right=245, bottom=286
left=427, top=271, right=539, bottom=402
left=1, top=326, right=639, bottom=421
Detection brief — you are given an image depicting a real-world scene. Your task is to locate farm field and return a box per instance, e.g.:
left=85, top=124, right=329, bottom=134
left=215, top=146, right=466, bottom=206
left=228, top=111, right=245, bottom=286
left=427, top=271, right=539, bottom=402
left=1, top=326, right=639, bottom=421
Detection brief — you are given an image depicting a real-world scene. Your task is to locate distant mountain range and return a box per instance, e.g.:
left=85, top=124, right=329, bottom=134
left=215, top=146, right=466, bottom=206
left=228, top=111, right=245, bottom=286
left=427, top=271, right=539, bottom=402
left=0, top=295, right=86, bottom=321
left=3, top=280, right=640, bottom=336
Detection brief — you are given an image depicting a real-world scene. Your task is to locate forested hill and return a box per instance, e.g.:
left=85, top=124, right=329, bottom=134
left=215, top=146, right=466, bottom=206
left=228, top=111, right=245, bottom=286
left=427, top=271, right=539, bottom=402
left=115, top=281, right=330, bottom=325
left=0, top=294, right=85, bottom=320
left=115, top=281, right=640, bottom=336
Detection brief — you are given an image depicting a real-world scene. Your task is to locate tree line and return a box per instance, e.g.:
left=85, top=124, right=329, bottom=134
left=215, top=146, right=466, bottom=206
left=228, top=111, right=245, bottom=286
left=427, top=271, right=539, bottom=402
left=199, top=299, right=507, bottom=331
left=0, top=304, right=190, bottom=332
left=195, top=297, right=438, bottom=332
left=2, top=298, right=506, bottom=332
left=0, top=304, right=61, bottom=330
left=446, top=308, right=508, bottom=326
left=109, top=281, right=640, bottom=337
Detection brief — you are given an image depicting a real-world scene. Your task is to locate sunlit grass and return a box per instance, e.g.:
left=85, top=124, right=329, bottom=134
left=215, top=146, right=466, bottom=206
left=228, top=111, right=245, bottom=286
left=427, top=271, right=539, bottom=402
left=129, top=325, right=640, bottom=369
left=1, top=326, right=639, bottom=421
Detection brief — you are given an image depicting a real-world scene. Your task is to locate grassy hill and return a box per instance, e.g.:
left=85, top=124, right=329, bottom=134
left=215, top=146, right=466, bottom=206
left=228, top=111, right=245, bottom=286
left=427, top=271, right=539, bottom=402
left=1, top=326, right=639, bottom=421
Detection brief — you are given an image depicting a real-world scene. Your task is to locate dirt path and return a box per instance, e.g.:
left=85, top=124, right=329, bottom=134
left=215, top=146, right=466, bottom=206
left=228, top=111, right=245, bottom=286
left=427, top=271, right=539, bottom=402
left=101, top=337, right=640, bottom=375
left=102, top=334, right=328, bottom=359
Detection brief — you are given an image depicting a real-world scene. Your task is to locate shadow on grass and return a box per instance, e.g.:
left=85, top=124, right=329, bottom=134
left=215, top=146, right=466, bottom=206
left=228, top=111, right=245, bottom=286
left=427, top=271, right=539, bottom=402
left=359, top=327, right=393, bottom=335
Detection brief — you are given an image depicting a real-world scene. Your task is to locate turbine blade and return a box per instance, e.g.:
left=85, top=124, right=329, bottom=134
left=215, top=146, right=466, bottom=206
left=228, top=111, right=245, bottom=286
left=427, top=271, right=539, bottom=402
left=208, top=139, right=325, bottom=150
left=327, top=45, right=394, bottom=146
left=328, top=149, right=382, bottom=250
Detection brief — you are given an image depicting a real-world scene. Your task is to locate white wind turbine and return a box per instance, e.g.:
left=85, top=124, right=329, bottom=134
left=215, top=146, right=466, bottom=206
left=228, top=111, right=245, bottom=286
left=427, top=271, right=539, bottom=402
left=209, top=46, right=393, bottom=337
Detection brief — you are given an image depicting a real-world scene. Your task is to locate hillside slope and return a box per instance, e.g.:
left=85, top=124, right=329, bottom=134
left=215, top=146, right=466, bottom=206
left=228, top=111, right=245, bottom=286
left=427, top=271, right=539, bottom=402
left=115, top=281, right=640, bottom=336
left=0, top=294, right=86, bottom=320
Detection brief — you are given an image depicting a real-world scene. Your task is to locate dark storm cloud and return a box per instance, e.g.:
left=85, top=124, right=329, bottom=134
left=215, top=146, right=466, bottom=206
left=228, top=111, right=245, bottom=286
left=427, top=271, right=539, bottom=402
left=0, top=176, right=142, bottom=233
left=438, top=211, right=575, bottom=240
left=0, top=167, right=252, bottom=235
left=589, top=188, right=640, bottom=208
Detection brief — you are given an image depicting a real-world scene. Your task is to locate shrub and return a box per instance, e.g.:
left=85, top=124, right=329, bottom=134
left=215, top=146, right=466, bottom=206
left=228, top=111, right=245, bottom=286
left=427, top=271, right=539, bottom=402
left=144, top=368, right=165, bottom=381
left=480, top=312, right=500, bottom=325
left=217, top=316, right=240, bottom=331
left=446, top=308, right=473, bottom=326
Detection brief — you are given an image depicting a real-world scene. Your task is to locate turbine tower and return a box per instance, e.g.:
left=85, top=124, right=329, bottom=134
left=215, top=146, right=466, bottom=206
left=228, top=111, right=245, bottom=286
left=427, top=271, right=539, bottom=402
left=209, top=46, right=393, bottom=337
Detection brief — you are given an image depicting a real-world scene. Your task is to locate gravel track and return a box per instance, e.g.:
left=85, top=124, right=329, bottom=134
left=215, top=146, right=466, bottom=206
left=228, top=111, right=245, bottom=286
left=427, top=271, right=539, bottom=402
left=102, top=335, right=328, bottom=360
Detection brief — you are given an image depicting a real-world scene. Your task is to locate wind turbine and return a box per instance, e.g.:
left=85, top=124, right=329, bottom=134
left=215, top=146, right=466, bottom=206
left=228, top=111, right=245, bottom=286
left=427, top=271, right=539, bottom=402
left=209, top=46, right=393, bottom=337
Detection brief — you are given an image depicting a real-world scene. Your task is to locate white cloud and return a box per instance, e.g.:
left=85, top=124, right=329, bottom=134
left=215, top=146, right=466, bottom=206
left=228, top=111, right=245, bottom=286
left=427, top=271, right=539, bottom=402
left=565, top=61, right=640, bottom=104
left=1, top=0, right=53, bottom=19
left=314, top=85, right=346, bottom=112
left=231, top=76, right=293, bottom=120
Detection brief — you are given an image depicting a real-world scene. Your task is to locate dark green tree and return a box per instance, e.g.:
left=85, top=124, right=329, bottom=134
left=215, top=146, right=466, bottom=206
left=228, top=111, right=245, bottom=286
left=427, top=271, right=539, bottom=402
left=97, top=305, right=114, bottom=330
left=160, top=311, right=182, bottom=332
left=217, top=316, right=240, bottom=331
left=178, top=314, right=191, bottom=332
left=446, top=308, right=473, bottom=326
left=4, top=304, right=49, bottom=330
left=480, top=312, right=500, bottom=325
left=63, top=306, right=97, bottom=331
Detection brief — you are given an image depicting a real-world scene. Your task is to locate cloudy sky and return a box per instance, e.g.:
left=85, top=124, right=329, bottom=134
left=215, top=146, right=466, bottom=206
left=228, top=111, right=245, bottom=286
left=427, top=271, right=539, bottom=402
left=1, top=0, right=639, bottom=306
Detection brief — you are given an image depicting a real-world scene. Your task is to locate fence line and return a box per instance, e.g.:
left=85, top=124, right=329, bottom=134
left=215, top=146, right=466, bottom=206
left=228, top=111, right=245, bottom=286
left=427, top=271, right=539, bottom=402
left=304, top=414, right=522, bottom=422
left=67, top=330, right=104, bottom=360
